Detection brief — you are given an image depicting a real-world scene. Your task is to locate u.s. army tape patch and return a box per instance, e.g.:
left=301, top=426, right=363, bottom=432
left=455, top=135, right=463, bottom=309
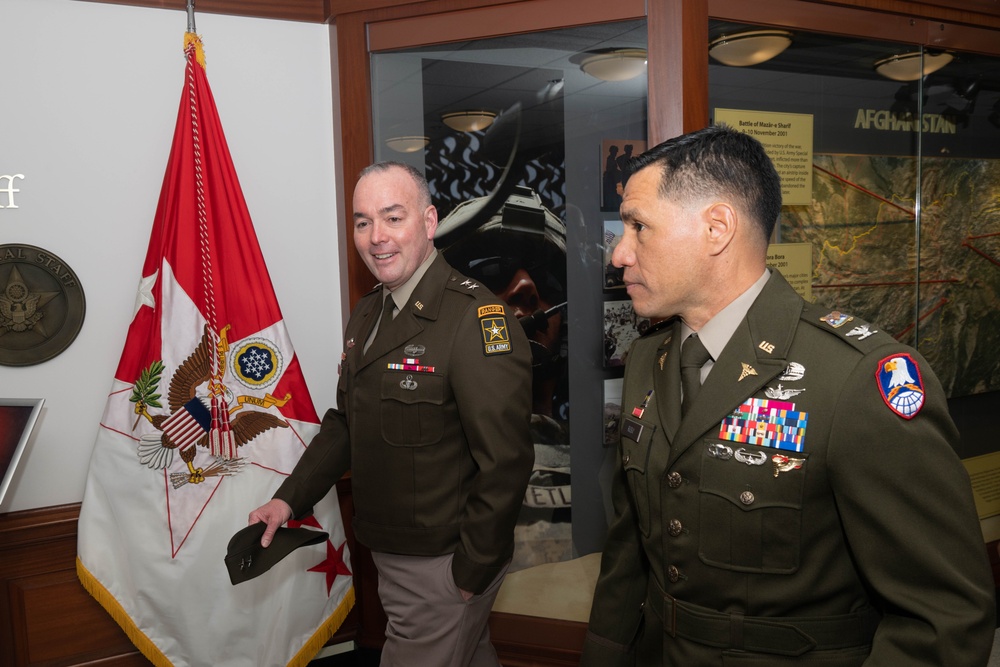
left=478, top=304, right=512, bottom=356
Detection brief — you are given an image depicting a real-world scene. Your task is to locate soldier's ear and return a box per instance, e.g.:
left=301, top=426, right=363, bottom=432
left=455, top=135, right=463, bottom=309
left=424, top=205, right=439, bottom=241
left=704, top=202, right=737, bottom=256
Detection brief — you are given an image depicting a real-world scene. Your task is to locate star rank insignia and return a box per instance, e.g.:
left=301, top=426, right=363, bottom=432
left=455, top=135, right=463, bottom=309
left=478, top=304, right=511, bottom=355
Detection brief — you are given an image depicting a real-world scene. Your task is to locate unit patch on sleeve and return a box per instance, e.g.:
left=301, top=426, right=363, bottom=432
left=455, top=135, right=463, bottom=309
left=876, top=353, right=925, bottom=419
left=478, top=304, right=512, bottom=356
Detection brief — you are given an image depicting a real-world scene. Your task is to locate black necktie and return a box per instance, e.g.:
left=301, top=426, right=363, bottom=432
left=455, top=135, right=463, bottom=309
left=680, top=334, right=711, bottom=416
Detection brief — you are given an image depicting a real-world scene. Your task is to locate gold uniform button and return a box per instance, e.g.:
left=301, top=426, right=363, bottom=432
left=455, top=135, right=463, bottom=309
left=668, top=519, right=683, bottom=537
left=667, top=565, right=680, bottom=583
left=740, top=490, right=755, bottom=505
left=667, top=472, right=682, bottom=488
left=623, top=452, right=631, bottom=465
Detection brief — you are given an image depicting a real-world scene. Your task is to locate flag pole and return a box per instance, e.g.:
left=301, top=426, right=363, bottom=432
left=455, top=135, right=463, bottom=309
left=186, top=0, right=196, bottom=33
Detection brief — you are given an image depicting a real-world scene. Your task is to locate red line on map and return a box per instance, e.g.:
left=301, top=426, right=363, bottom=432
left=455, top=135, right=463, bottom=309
left=967, top=232, right=1000, bottom=241
left=813, top=164, right=915, bottom=218
left=895, top=297, right=948, bottom=340
left=963, top=242, right=1000, bottom=267
left=813, top=279, right=959, bottom=289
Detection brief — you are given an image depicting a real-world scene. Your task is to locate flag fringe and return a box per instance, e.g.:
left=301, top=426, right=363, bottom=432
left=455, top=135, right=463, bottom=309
left=184, top=31, right=206, bottom=70
left=76, top=557, right=173, bottom=667
left=80, top=555, right=356, bottom=667
left=286, top=585, right=357, bottom=667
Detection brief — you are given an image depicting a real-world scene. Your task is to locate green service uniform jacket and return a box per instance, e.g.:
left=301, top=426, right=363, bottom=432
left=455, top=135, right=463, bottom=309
left=583, top=272, right=995, bottom=666
left=274, top=254, right=534, bottom=594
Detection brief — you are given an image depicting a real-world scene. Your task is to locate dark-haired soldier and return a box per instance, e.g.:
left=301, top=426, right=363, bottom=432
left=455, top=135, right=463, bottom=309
left=582, top=125, right=994, bottom=666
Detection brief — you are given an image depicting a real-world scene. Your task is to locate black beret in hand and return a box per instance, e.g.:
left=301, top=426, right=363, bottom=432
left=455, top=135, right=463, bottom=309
left=225, top=522, right=328, bottom=585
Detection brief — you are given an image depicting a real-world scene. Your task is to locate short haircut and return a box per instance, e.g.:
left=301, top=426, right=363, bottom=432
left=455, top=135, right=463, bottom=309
left=358, top=161, right=432, bottom=209
left=628, top=124, right=782, bottom=244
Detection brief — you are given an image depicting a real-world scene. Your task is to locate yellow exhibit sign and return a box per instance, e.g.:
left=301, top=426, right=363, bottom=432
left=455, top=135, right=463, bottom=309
left=715, top=108, right=814, bottom=206
left=767, top=243, right=812, bottom=301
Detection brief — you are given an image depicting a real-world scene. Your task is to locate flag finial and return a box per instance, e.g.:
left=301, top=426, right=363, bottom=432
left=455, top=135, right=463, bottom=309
left=184, top=32, right=206, bottom=69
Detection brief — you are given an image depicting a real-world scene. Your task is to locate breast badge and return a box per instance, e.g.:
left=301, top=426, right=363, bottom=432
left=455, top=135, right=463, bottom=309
left=876, top=353, right=925, bottom=419
left=779, top=362, right=805, bottom=381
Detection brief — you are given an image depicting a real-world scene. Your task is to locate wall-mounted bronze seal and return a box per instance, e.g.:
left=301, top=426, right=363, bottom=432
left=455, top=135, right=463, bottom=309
left=0, top=244, right=86, bottom=366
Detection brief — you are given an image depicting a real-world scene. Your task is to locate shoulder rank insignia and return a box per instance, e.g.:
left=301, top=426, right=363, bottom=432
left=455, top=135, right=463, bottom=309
left=876, top=353, right=925, bottom=419
left=478, top=304, right=512, bottom=356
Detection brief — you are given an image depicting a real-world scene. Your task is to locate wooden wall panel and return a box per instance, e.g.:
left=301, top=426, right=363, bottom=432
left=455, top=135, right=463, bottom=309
left=0, top=504, right=151, bottom=667
left=0, top=481, right=358, bottom=667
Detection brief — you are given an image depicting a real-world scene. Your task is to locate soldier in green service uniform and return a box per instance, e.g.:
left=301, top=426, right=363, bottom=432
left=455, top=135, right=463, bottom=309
left=582, top=125, right=995, bottom=666
left=249, top=162, right=534, bottom=667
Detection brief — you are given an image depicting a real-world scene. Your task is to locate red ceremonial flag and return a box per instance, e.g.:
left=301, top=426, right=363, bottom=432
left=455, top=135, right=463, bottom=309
left=77, top=33, right=353, bottom=667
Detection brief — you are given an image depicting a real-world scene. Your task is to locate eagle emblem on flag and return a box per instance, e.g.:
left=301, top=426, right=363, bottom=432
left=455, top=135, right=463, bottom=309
left=130, top=324, right=290, bottom=488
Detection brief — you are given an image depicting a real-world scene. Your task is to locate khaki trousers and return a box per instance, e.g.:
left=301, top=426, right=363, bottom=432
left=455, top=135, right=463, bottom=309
left=372, top=552, right=509, bottom=667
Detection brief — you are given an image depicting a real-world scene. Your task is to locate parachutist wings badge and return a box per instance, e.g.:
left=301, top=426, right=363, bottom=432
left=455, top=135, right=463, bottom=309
left=130, top=324, right=290, bottom=487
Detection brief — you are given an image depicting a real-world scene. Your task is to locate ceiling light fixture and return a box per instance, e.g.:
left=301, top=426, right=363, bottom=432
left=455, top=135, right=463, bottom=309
left=384, top=135, right=429, bottom=153
left=874, top=51, right=953, bottom=82
left=579, top=48, right=648, bottom=81
left=709, top=30, right=792, bottom=67
left=441, top=110, right=497, bottom=133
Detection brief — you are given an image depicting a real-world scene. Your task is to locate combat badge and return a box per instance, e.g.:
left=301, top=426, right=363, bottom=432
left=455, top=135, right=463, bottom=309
left=0, top=244, right=86, bottom=366
left=772, top=454, right=805, bottom=478
left=478, top=304, right=512, bottom=356
left=876, top=353, right=925, bottom=419
left=779, top=362, right=805, bottom=381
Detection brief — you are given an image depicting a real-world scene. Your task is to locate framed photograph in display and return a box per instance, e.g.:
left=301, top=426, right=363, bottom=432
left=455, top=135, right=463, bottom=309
left=0, top=398, right=44, bottom=507
left=600, top=139, right=646, bottom=212
left=603, top=300, right=651, bottom=368
left=603, top=378, right=623, bottom=448
left=603, top=219, right=625, bottom=290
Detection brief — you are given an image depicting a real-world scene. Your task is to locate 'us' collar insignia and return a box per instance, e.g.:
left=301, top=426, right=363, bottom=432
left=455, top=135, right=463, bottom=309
left=820, top=311, right=854, bottom=328
left=414, top=300, right=424, bottom=311
left=346, top=338, right=355, bottom=349
left=846, top=323, right=877, bottom=340
left=738, top=363, right=758, bottom=381
left=758, top=340, right=775, bottom=354
left=877, top=353, right=925, bottom=419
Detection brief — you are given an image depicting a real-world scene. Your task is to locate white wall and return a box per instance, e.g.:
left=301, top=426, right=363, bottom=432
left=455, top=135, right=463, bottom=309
left=0, top=0, right=342, bottom=512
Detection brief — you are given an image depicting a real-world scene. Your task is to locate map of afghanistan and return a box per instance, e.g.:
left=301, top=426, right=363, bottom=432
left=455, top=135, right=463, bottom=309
left=782, top=154, right=1000, bottom=398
